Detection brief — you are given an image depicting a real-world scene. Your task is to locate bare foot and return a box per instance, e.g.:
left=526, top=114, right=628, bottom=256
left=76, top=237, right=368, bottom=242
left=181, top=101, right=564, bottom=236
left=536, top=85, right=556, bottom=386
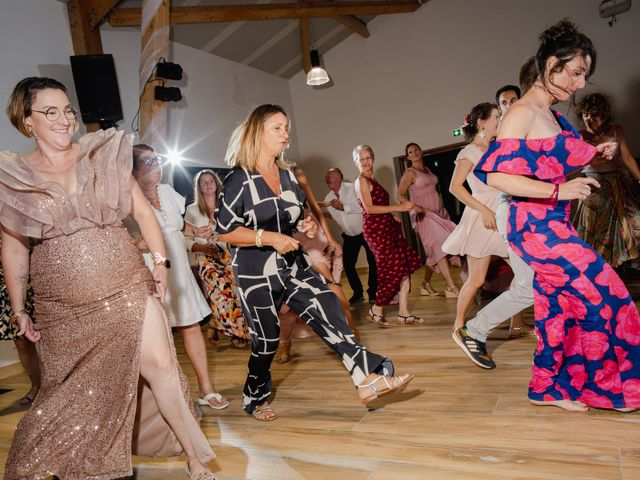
left=529, top=399, right=589, bottom=412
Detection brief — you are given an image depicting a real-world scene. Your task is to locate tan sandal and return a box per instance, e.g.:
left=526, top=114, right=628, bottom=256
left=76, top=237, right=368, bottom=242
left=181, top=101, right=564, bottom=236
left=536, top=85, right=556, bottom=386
left=185, top=466, right=217, bottom=480
left=358, top=373, right=415, bottom=409
left=444, top=285, right=459, bottom=298
left=367, top=307, right=391, bottom=329
left=397, top=314, right=425, bottom=325
left=420, top=283, right=441, bottom=296
left=252, top=403, right=278, bottom=421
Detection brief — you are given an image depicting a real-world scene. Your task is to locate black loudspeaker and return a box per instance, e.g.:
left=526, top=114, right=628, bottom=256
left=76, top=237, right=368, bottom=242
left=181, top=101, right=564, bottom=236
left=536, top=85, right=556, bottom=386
left=70, top=54, right=123, bottom=128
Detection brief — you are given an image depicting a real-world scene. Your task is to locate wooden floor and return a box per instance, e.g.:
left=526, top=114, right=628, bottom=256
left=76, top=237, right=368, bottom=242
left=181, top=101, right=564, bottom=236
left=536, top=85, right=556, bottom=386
left=1, top=268, right=639, bottom=480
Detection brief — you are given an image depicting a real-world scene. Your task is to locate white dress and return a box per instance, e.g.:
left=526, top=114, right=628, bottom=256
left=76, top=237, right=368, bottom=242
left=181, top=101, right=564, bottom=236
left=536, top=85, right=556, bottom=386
left=143, top=184, right=211, bottom=327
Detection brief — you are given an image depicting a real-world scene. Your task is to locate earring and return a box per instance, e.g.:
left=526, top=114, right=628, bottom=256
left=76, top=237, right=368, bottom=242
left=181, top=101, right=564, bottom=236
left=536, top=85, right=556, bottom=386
left=478, top=130, right=486, bottom=139
left=27, top=124, right=33, bottom=136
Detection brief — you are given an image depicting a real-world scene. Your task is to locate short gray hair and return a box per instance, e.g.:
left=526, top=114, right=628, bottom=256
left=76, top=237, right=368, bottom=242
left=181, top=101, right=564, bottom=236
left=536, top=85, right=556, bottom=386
left=352, top=144, right=374, bottom=164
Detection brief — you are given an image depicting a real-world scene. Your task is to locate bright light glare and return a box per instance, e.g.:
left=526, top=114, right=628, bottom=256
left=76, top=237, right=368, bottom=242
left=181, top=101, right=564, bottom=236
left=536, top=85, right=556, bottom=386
left=167, top=149, right=182, bottom=165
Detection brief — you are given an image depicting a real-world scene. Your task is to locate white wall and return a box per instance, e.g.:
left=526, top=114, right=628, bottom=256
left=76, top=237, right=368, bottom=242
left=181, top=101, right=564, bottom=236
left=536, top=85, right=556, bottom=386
left=289, top=0, right=640, bottom=201
left=0, top=0, right=294, bottom=366
left=100, top=28, right=298, bottom=166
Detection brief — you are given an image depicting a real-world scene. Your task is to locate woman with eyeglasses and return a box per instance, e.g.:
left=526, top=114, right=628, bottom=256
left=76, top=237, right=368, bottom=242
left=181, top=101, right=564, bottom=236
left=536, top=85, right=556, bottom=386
left=132, top=146, right=229, bottom=412
left=184, top=169, right=250, bottom=349
left=0, top=77, right=215, bottom=479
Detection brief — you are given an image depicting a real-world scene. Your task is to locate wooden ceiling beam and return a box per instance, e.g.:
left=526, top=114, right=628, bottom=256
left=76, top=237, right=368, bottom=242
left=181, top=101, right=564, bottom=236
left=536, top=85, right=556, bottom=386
left=299, top=18, right=311, bottom=73
left=86, top=0, right=126, bottom=30
left=331, top=15, right=369, bottom=38
left=108, top=1, right=421, bottom=27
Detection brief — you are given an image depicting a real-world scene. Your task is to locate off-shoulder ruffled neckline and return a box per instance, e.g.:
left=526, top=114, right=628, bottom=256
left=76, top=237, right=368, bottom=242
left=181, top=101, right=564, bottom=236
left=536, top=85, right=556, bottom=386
left=494, top=110, right=578, bottom=144
left=12, top=128, right=120, bottom=198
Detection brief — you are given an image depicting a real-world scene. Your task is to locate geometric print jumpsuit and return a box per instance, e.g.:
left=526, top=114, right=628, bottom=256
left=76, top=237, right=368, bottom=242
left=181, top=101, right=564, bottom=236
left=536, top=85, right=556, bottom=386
left=476, top=111, right=640, bottom=410
left=216, top=166, right=394, bottom=414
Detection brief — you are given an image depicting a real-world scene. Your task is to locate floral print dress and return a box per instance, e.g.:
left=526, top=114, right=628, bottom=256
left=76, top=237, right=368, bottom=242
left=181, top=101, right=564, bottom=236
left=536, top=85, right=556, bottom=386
left=475, top=111, right=640, bottom=409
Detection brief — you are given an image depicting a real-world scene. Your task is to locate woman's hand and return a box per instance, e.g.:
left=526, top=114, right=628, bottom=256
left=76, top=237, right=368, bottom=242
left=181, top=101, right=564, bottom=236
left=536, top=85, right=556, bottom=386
left=194, top=225, right=213, bottom=239
left=298, top=216, right=317, bottom=239
left=558, top=177, right=601, bottom=200
left=152, top=265, right=168, bottom=303
left=412, top=204, right=425, bottom=214
left=480, top=206, right=497, bottom=231
left=16, top=314, right=41, bottom=343
left=595, top=140, right=618, bottom=160
left=397, top=201, right=415, bottom=212
left=328, top=238, right=343, bottom=257
left=263, top=231, right=300, bottom=254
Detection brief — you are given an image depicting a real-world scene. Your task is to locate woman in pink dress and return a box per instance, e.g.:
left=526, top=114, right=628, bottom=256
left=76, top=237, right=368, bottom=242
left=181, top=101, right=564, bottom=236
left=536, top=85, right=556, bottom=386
left=398, top=142, right=461, bottom=297
left=442, top=103, right=508, bottom=331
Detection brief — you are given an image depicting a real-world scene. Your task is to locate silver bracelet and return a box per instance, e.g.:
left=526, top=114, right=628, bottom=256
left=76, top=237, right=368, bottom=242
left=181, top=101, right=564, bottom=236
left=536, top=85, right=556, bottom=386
left=256, top=229, right=264, bottom=247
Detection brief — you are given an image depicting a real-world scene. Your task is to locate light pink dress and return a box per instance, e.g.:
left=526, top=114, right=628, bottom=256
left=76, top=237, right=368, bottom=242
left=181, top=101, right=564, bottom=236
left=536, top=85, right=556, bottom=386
left=408, top=167, right=460, bottom=269
left=442, top=144, right=508, bottom=258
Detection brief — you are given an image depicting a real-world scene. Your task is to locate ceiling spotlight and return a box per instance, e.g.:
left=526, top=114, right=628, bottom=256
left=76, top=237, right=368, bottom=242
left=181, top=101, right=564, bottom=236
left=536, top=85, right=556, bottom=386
left=306, top=49, right=330, bottom=86
left=166, top=149, right=182, bottom=165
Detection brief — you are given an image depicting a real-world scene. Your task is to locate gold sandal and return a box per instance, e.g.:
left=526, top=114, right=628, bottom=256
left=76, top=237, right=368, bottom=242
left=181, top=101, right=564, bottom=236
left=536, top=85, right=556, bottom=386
left=252, top=403, right=278, bottom=421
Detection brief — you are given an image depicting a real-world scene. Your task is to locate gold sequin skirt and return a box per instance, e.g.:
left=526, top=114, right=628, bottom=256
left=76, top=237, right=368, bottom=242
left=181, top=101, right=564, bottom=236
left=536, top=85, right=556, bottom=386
left=4, top=226, right=213, bottom=480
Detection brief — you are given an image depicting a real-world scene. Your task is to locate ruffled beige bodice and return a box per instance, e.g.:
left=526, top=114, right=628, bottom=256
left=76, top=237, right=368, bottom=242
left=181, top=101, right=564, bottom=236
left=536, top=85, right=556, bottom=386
left=0, top=128, right=133, bottom=239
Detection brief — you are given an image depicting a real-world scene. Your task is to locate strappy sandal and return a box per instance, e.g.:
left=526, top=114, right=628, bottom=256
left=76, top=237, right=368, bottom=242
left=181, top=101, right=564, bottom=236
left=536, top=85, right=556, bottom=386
left=185, top=466, right=217, bottom=480
left=397, top=314, right=425, bottom=326
left=358, top=373, right=415, bottom=409
left=367, top=307, right=391, bottom=329
left=420, top=283, right=441, bottom=296
left=197, top=392, right=230, bottom=410
left=18, top=388, right=38, bottom=406
left=252, top=403, right=278, bottom=421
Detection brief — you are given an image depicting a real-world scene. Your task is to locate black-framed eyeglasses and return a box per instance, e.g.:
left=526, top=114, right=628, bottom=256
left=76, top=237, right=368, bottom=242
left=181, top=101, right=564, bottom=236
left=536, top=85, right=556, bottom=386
left=200, top=180, right=217, bottom=186
left=138, top=155, right=164, bottom=166
left=32, top=106, right=78, bottom=122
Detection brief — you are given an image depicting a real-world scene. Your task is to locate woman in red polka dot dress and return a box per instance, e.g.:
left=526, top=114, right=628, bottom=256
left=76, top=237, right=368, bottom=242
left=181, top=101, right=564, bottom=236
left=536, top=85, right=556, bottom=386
left=354, top=144, right=423, bottom=328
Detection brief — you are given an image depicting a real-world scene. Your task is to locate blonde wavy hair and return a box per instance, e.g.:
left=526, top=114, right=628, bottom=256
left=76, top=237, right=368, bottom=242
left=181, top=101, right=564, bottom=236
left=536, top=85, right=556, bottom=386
left=225, top=104, right=290, bottom=171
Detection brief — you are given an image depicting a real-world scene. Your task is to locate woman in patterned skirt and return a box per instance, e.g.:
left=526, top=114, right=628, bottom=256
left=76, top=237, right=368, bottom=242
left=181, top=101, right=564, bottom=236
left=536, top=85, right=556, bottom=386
left=354, top=144, right=424, bottom=328
left=475, top=20, right=640, bottom=412
left=185, top=169, right=250, bottom=349
left=573, top=92, right=640, bottom=268
left=216, top=104, right=414, bottom=421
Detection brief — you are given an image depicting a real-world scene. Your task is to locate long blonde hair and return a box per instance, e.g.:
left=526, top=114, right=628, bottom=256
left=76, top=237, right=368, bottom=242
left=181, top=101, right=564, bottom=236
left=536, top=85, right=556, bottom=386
left=225, top=104, right=290, bottom=171
left=193, top=169, right=222, bottom=219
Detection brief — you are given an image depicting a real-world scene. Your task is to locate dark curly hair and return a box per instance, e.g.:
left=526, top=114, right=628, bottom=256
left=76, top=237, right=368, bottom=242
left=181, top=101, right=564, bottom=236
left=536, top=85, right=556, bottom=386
left=536, top=20, right=596, bottom=98
left=576, top=93, right=612, bottom=127
left=519, top=56, right=538, bottom=94
left=462, top=103, right=497, bottom=141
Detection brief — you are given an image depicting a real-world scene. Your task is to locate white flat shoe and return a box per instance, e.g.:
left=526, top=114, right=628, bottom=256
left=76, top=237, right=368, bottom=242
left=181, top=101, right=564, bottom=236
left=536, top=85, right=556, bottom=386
left=197, top=392, right=230, bottom=410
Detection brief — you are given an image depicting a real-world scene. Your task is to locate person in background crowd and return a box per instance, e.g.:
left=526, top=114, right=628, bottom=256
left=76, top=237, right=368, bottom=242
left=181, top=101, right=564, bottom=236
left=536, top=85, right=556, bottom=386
left=573, top=92, right=640, bottom=269
left=442, top=103, right=508, bottom=334
left=354, top=144, right=424, bottom=327
left=398, top=142, right=461, bottom=297
left=324, top=167, right=378, bottom=305
left=133, top=145, right=229, bottom=411
left=185, top=169, right=250, bottom=349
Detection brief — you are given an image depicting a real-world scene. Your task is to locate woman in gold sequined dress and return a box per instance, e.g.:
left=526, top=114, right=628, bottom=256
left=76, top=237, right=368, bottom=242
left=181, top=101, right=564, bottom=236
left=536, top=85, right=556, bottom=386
left=0, top=77, right=215, bottom=479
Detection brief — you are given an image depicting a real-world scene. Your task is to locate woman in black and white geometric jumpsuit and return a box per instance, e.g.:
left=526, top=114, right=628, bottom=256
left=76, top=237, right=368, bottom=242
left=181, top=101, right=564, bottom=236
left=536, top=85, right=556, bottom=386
left=216, top=104, right=414, bottom=421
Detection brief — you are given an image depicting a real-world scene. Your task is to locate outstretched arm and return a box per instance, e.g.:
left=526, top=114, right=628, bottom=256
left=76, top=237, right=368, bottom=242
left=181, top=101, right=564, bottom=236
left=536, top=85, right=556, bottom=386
left=487, top=172, right=600, bottom=200
left=356, top=176, right=413, bottom=214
